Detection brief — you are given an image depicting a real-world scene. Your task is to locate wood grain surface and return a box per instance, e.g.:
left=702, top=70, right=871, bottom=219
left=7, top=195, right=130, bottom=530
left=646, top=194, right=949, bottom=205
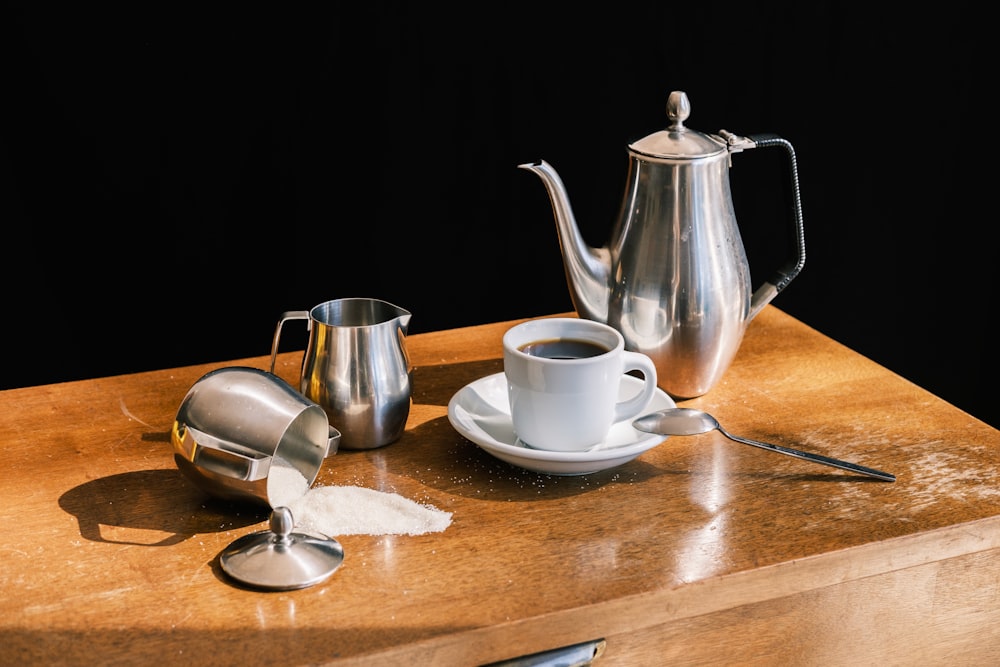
left=3, top=307, right=998, bottom=666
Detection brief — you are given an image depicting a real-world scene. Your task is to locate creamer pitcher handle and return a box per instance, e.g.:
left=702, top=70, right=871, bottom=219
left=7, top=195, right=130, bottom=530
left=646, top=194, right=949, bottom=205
left=269, top=310, right=310, bottom=373
left=724, top=132, right=806, bottom=320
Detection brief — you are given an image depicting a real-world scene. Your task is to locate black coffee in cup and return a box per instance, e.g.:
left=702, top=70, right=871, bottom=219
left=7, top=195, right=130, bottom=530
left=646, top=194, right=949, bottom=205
left=518, top=338, right=610, bottom=360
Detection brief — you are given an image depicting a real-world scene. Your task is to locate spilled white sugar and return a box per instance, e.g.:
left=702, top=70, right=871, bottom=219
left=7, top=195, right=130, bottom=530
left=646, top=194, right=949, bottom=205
left=267, top=461, right=452, bottom=537
left=268, top=461, right=312, bottom=507
left=289, top=485, right=453, bottom=537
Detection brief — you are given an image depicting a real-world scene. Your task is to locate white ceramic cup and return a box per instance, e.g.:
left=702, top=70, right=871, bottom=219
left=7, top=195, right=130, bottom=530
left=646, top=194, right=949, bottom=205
left=502, top=318, right=658, bottom=452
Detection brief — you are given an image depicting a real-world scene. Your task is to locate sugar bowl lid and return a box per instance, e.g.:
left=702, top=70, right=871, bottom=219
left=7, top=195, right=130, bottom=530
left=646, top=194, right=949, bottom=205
left=219, top=507, right=344, bottom=590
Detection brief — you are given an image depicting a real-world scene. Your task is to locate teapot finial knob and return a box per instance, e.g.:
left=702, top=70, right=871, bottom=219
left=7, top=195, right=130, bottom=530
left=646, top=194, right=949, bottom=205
left=666, top=91, right=691, bottom=130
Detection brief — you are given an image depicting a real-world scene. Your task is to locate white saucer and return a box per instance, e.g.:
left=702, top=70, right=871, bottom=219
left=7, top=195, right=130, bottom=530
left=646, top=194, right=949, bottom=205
left=447, top=372, right=674, bottom=475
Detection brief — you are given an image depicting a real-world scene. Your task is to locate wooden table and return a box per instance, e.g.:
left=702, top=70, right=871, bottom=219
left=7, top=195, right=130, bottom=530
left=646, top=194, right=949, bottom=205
left=4, top=307, right=999, bottom=666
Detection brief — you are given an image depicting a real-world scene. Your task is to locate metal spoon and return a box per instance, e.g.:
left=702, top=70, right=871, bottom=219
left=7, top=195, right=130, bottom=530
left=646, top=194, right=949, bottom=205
left=632, top=408, right=895, bottom=482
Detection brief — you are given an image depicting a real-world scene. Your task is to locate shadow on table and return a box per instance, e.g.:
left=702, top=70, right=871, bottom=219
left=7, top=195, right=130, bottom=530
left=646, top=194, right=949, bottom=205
left=58, top=469, right=263, bottom=546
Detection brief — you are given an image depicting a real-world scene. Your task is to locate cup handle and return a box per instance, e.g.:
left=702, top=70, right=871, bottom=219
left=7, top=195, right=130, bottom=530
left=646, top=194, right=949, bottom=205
left=269, top=310, right=310, bottom=373
left=614, top=352, right=659, bottom=423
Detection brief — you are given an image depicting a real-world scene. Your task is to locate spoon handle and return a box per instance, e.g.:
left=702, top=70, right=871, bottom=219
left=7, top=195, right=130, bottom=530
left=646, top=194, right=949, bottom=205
left=717, top=427, right=896, bottom=482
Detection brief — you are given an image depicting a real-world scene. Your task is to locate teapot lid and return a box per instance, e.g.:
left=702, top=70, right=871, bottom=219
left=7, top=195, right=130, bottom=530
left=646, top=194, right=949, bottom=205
left=628, top=91, right=726, bottom=160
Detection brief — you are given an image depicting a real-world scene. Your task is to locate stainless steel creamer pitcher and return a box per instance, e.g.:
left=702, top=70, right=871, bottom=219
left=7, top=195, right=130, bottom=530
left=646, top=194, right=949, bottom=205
left=520, top=90, right=806, bottom=399
left=270, top=297, right=412, bottom=450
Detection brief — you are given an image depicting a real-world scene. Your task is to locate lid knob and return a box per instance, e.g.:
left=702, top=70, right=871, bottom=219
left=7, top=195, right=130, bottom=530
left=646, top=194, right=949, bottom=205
left=270, top=506, right=294, bottom=543
left=666, top=91, right=691, bottom=130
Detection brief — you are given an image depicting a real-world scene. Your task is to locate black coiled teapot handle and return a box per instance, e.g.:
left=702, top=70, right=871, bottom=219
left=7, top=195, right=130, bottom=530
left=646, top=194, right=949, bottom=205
left=743, top=132, right=806, bottom=318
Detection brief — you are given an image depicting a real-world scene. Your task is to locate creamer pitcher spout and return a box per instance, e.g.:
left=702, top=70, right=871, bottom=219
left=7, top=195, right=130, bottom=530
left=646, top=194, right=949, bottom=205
left=517, top=160, right=611, bottom=324
left=396, top=308, right=412, bottom=334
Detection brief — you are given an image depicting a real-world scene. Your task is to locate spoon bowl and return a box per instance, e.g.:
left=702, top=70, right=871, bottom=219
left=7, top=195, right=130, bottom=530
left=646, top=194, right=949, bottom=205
left=632, top=408, right=895, bottom=482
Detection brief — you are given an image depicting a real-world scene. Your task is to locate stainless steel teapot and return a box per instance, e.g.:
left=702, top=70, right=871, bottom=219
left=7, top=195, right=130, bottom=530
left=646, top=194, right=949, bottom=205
left=519, top=90, right=805, bottom=399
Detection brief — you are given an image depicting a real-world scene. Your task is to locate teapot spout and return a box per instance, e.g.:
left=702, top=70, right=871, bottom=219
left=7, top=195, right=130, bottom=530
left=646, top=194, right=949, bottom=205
left=518, top=160, right=610, bottom=323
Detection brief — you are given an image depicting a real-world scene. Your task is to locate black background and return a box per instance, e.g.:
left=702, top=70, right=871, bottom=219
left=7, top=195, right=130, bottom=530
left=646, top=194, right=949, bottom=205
left=2, top=4, right=995, bottom=427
